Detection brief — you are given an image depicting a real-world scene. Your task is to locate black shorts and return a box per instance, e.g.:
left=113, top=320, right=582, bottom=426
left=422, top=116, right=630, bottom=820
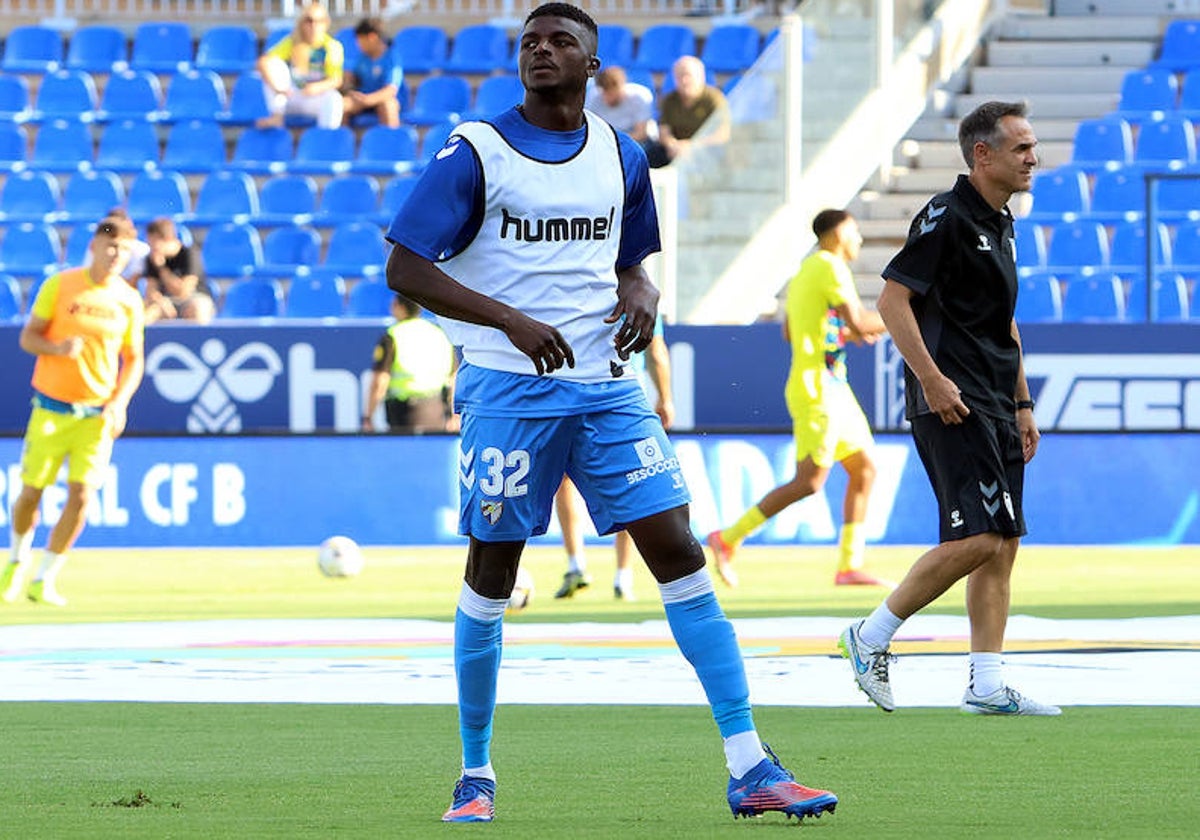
left=911, top=410, right=1027, bottom=542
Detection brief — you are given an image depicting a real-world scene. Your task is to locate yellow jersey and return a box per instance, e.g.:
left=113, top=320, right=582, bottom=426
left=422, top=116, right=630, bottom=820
left=784, top=249, right=861, bottom=404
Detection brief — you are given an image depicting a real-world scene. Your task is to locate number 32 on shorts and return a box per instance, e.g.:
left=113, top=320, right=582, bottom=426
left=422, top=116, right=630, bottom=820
left=469, top=446, right=530, bottom=498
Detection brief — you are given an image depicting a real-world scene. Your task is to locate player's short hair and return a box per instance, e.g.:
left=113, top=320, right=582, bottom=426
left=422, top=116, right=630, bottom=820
left=146, top=216, right=177, bottom=239
left=393, top=292, right=419, bottom=316
left=596, top=66, right=627, bottom=90
left=812, top=208, right=851, bottom=239
left=526, top=2, right=598, bottom=51
left=958, top=100, right=1028, bottom=168
left=354, top=17, right=385, bottom=38
left=95, top=214, right=138, bottom=242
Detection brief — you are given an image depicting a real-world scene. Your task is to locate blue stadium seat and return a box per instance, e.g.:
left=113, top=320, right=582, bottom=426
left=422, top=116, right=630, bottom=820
left=162, top=69, right=227, bottom=122
left=351, top=125, right=419, bottom=176
left=127, top=169, right=191, bottom=222
left=1014, top=270, right=1062, bottom=323
left=1115, top=68, right=1179, bottom=122
left=1046, top=219, right=1110, bottom=270
left=189, top=170, right=260, bottom=225
left=1088, top=167, right=1146, bottom=222
left=323, top=221, right=387, bottom=278
left=161, top=119, right=226, bottom=174
left=406, top=75, right=471, bottom=126
left=130, top=22, right=193, bottom=74
left=229, top=126, right=293, bottom=175
left=377, top=175, right=417, bottom=225
left=220, top=276, right=282, bottom=318
left=264, top=27, right=290, bottom=53
left=0, top=122, right=27, bottom=172
left=633, top=24, right=696, bottom=73
left=1172, top=221, right=1200, bottom=273
left=94, top=119, right=160, bottom=173
left=219, top=72, right=270, bottom=125
left=596, top=24, right=635, bottom=69
left=1124, top=270, right=1191, bottom=322
left=285, top=267, right=345, bottom=317
left=260, top=224, right=322, bottom=278
left=0, top=74, right=32, bottom=122
left=0, top=222, right=61, bottom=279
left=1178, top=70, right=1200, bottom=121
left=30, top=119, right=94, bottom=173
left=1027, top=164, right=1090, bottom=222
left=289, top=126, right=356, bottom=175
left=1071, top=116, right=1133, bottom=174
left=65, top=25, right=128, bottom=74
left=700, top=24, right=761, bottom=74
left=1133, top=116, right=1196, bottom=170
left=34, top=69, right=99, bottom=122
left=624, top=67, right=659, bottom=100
left=63, top=222, right=95, bottom=265
left=2, top=26, right=64, bottom=74
left=202, top=221, right=263, bottom=279
left=1109, top=220, right=1172, bottom=271
left=346, top=277, right=395, bottom=317
left=466, top=74, right=524, bottom=120
left=257, top=174, right=318, bottom=226
left=1014, top=219, right=1047, bottom=273
left=60, top=169, right=125, bottom=224
left=1152, top=19, right=1200, bottom=73
left=195, top=25, right=258, bottom=75
left=1061, top=269, right=1126, bottom=322
left=391, top=25, right=448, bottom=74
left=445, top=25, right=509, bottom=75
left=316, top=174, right=380, bottom=226
left=418, top=119, right=458, bottom=164
left=0, top=169, right=61, bottom=224
left=96, top=69, right=164, bottom=122
left=0, top=272, right=21, bottom=320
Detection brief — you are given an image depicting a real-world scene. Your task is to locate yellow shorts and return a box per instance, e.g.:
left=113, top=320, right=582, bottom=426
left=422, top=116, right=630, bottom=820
left=785, top=379, right=874, bottom=469
left=20, top=407, right=113, bottom=489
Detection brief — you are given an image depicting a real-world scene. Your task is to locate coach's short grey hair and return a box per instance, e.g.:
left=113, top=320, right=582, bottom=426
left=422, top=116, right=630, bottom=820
left=958, top=101, right=1029, bottom=168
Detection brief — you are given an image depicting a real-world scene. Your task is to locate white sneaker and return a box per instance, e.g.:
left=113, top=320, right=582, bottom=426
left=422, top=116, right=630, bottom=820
left=961, top=686, right=1061, bottom=716
left=27, top=579, right=67, bottom=607
left=838, top=621, right=895, bottom=712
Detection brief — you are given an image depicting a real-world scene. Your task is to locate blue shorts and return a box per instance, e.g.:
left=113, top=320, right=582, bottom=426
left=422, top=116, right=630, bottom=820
left=457, top=401, right=690, bottom=541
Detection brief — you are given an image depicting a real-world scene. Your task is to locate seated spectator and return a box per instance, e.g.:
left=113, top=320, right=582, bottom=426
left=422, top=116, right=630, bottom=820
left=646, top=55, right=731, bottom=169
left=142, top=217, right=214, bottom=324
left=585, top=66, right=652, bottom=142
left=257, top=1, right=344, bottom=129
left=342, top=17, right=404, bottom=128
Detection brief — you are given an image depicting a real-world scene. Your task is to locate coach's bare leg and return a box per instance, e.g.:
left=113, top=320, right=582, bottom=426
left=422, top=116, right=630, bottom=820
left=885, top=532, right=1005, bottom=620
left=965, top=536, right=1018, bottom=652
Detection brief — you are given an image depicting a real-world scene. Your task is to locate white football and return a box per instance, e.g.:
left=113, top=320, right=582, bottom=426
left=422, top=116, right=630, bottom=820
left=318, top=536, right=364, bottom=578
left=507, top=566, right=534, bottom=611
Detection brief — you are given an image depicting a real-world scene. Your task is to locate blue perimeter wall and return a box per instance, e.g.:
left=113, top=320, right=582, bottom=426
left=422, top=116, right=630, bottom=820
left=1, top=432, right=1196, bottom=547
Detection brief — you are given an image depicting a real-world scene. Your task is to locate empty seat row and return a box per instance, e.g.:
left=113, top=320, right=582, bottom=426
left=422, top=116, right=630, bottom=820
left=1115, top=63, right=1200, bottom=123
left=1, top=21, right=768, bottom=78
left=1025, top=162, right=1199, bottom=224
left=1070, top=116, right=1200, bottom=174
left=1016, top=268, right=1195, bottom=324
left=1016, top=218, right=1200, bottom=274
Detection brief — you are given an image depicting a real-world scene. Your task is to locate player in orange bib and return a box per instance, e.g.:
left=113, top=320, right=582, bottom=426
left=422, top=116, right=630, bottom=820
left=1, top=215, right=145, bottom=606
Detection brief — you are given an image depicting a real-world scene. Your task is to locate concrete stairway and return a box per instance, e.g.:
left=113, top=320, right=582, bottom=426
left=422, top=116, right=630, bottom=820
left=847, top=7, right=1171, bottom=307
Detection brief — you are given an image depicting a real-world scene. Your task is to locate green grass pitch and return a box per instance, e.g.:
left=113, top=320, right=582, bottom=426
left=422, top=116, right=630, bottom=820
left=0, top=545, right=1197, bottom=838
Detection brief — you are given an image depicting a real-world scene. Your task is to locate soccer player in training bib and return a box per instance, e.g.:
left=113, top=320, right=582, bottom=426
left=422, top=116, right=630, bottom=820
left=385, top=3, right=837, bottom=824
left=2, top=215, right=145, bottom=606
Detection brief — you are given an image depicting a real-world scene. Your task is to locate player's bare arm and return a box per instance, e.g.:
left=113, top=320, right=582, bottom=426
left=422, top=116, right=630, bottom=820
left=1011, top=318, right=1039, bottom=462
left=877, top=279, right=968, bottom=424
left=19, top=315, right=82, bottom=358
left=386, top=244, right=574, bottom=375
left=835, top=300, right=886, bottom=345
left=608, top=264, right=658, bottom=359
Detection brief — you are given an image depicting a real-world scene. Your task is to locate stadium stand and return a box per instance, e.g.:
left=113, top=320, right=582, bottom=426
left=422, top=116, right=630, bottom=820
left=60, top=169, right=125, bottom=224
left=195, top=25, right=259, bottom=75
left=94, top=119, right=160, bottom=173
left=1014, top=219, right=1047, bottom=273
left=700, top=24, right=761, bottom=74
left=162, top=69, right=228, bottom=123
left=596, top=23, right=636, bottom=68
left=323, top=221, right=387, bottom=278
left=290, top=126, right=356, bottom=175
left=1014, top=271, right=1062, bottom=323
left=0, top=222, right=62, bottom=279
left=190, top=170, right=260, bottom=226
left=1132, top=115, right=1196, bottom=169
left=0, top=73, right=32, bottom=121
left=1026, top=164, right=1090, bottom=222
left=161, top=119, right=227, bottom=174
left=0, top=272, right=21, bottom=320
left=444, top=24, right=509, bottom=75
left=30, top=119, right=94, bottom=172
left=351, top=124, right=419, bottom=176
left=62, top=223, right=95, bottom=265
left=1109, top=220, right=1172, bottom=271
left=418, top=120, right=458, bottom=164
left=391, top=25, right=448, bottom=75
left=345, top=277, right=395, bottom=318
left=64, top=25, right=128, bottom=74
left=258, top=174, right=319, bottom=226
left=95, top=69, right=164, bottom=122
left=1046, top=219, right=1111, bottom=271
left=1178, top=70, right=1200, bottom=120
left=220, top=72, right=271, bottom=126
left=130, top=21, right=193, bottom=74
left=229, top=126, right=293, bottom=175
left=0, top=169, right=61, bottom=224
left=1061, top=269, right=1126, bottom=323
left=260, top=224, right=322, bottom=279
left=220, top=276, right=283, bottom=318
left=1070, top=116, right=1134, bottom=174
left=466, top=74, right=524, bottom=121
left=0, top=122, right=26, bottom=172
left=201, top=221, right=263, bottom=280
left=632, top=24, right=696, bottom=73
left=1088, top=167, right=1146, bottom=222
left=1124, top=270, right=1191, bottom=321
left=316, top=174, right=380, bottom=227
left=284, top=267, right=346, bottom=318
left=1151, top=19, right=1200, bottom=73
left=1173, top=221, right=1200, bottom=274
left=1115, top=67, right=1179, bottom=122
left=405, top=75, right=471, bottom=126
left=126, top=169, right=191, bottom=222
left=34, top=69, right=99, bottom=122
left=1, top=25, right=64, bottom=73
left=378, top=175, right=418, bottom=226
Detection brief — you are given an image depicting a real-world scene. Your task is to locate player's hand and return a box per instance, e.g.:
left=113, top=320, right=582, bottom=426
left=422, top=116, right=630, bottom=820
left=58, top=337, right=84, bottom=358
left=1017, top=407, right=1039, bottom=463
left=506, top=314, right=574, bottom=375
left=103, top=402, right=128, bottom=438
left=607, top=282, right=658, bottom=359
left=922, top=373, right=969, bottom=425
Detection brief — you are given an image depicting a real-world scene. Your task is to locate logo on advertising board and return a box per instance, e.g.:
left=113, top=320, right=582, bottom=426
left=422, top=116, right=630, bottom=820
left=146, top=340, right=283, bottom=433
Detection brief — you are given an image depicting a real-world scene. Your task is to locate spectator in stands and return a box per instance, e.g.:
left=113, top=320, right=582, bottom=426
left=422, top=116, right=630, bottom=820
left=585, top=66, right=652, bottom=142
left=141, top=217, right=214, bottom=325
left=342, top=17, right=404, bottom=128
left=257, top=1, right=345, bottom=129
left=645, top=55, right=731, bottom=169
left=362, top=293, right=457, bottom=433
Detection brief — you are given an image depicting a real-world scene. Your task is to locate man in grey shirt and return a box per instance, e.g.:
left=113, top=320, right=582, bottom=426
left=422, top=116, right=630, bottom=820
left=585, top=65, right=653, bottom=141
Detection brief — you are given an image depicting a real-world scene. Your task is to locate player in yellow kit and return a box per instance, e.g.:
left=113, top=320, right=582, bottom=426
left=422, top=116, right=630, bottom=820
left=707, top=209, right=892, bottom=588
left=1, top=215, right=145, bottom=606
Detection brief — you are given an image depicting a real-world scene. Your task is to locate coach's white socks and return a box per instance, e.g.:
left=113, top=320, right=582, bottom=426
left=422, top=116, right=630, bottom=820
left=968, top=653, right=1004, bottom=697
